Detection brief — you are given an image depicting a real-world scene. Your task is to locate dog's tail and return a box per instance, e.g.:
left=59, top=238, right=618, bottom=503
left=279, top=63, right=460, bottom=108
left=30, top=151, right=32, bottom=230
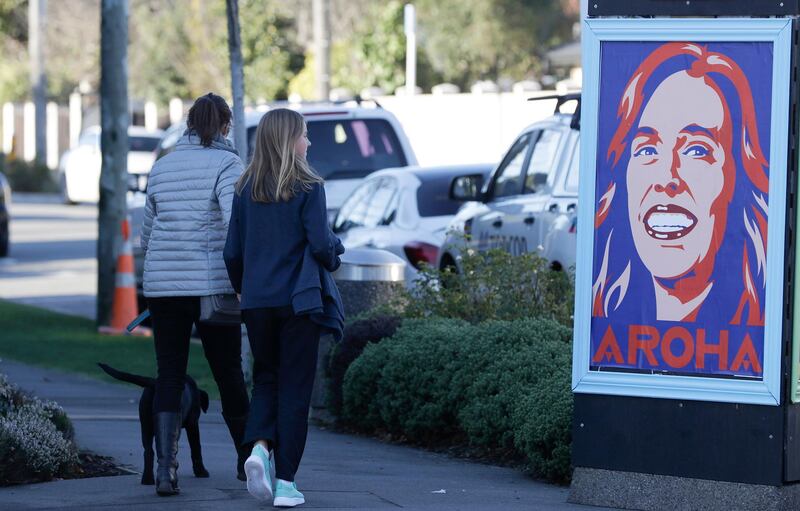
left=97, top=363, right=155, bottom=388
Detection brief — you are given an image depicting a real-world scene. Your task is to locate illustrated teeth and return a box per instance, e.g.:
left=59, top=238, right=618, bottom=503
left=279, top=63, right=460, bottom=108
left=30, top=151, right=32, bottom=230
left=646, top=212, right=694, bottom=233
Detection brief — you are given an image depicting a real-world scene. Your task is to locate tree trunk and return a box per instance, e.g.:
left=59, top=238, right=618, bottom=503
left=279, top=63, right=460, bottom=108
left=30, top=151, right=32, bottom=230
left=225, top=0, right=252, bottom=378
left=226, top=0, right=247, bottom=161
left=97, top=0, right=129, bottom=327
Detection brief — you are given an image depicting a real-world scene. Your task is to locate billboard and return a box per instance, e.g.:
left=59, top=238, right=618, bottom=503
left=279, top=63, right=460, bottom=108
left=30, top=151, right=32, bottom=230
left=572, top=18, right=792, bottom=405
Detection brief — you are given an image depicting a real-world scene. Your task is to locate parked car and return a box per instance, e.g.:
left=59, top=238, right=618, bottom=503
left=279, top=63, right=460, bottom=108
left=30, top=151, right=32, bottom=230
left=0, top=170, right=11, bottom=257
left=333, top=164, right=493, bottom=285
left=58, top=125, right=164, bottom=204
left=438, top=93, right=580, bottom=273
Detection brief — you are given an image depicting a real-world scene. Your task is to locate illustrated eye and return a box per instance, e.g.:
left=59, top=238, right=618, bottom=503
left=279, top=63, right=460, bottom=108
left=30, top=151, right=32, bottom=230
left=633, top=146, right=658, bottom=157
left=683, top=145, right=709, bottom=158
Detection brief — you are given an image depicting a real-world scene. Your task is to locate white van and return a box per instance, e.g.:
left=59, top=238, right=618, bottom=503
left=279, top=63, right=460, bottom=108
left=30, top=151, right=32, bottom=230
left=438, top=93, right=580, bottom=273
left=245, top=101, right=418, bottom=218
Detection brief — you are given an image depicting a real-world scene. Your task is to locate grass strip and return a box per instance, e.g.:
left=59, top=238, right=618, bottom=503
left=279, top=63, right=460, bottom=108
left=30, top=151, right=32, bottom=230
left=0, top=300, right=221, bottom=399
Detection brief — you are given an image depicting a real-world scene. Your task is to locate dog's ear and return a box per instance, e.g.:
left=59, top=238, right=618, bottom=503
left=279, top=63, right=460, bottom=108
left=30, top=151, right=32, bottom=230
left=200, top=390, right=209, bottom=413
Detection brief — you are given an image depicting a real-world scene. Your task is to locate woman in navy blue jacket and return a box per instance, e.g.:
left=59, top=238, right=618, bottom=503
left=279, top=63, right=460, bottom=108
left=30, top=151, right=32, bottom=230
left=224, top=108, right=343, bottom=508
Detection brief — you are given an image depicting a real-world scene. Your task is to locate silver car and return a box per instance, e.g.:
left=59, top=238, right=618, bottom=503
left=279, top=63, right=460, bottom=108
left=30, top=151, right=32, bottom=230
left=438, top=93, right=580, bottom=273
left=333, top=164, right=493, bottom=285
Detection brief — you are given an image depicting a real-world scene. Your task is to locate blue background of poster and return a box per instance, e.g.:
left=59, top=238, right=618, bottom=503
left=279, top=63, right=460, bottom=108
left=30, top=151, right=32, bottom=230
left=590, top=41, right=773, bottom=379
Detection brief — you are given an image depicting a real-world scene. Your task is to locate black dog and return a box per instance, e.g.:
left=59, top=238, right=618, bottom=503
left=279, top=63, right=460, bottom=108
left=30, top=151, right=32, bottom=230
left=97, top=363, right=210, bottom=485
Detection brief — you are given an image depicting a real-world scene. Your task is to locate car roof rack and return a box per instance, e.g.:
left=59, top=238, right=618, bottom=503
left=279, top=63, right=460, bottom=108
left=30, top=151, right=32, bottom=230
left=526, top=92, right=581, bottom=130
left=255, top=96, right=384, bottom=111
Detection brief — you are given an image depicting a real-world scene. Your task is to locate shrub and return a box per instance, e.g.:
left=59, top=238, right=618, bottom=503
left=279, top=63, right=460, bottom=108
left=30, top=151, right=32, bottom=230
left=371, top=318, right=471, bottom=442
left=0, top=406, right=78, bottom=484
left=0, top=154, right=57, bottom=193
left=341, top=340, right=397, bottom=432
left=340, top=317, right=574, bottom=482
left=326, top=313, right=402, bottom=418
left=512, top=368, right=573, bottom=483
left=456, top=320, right=572, bottom=451
left=405, top=246, right=574, bottom=327
left=0, top=374, right=79, bottom=485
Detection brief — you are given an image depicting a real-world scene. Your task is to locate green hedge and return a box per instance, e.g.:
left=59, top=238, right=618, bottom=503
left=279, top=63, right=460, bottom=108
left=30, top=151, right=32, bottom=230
left=341, top=317, right=574, bottom=482
left=326, top=313, right=402, bottom=418
left=0, top=154, right=57, bottom=193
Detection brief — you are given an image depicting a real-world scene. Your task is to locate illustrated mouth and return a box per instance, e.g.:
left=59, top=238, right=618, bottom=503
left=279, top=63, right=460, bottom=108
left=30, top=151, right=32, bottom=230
left=643, top=204, right=697, bottom=240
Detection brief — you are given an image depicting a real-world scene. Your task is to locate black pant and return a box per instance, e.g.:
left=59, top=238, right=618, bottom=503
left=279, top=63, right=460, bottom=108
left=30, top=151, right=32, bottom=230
left=242, top=306, right=320, bottom=482
left=148, top=296, right=249, bottom=418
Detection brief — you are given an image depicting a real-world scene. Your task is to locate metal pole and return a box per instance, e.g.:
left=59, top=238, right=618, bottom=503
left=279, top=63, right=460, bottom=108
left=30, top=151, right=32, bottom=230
left=29, top=0, right=47, bottom=165
left=404, top=4, right=417, bottom=95
left=225, top=0, right=252, bottom=377
left=98, top=0, right=129, bottom=327
left=225, top=0, right=247, bottom=161
left=313, top=0, right=331, bottom=101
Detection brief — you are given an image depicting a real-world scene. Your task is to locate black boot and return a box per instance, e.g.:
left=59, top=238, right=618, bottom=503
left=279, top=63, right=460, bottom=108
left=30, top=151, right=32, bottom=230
left=223, top=413, right=249, bottom=481
left=155, top=412, right=181, bottom=496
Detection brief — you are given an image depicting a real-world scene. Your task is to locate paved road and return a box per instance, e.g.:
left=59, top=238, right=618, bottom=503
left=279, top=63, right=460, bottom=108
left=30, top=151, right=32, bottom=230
left=0, top=194, right=97, bottom=319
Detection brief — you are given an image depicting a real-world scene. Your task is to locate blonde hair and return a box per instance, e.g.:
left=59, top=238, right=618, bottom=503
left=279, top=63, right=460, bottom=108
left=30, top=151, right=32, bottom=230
left=236, top=108, right=322, bottom=202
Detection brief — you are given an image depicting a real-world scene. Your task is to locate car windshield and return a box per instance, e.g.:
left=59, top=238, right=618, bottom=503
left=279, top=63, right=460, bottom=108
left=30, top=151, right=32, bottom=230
left=129, top=136, right=160, bottom=152
left=247, top=118, right=406, bottom=180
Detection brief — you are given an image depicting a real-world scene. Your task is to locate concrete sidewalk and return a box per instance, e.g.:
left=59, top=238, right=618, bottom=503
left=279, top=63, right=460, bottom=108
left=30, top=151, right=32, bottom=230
left=0, top=358, right=609, bottom=510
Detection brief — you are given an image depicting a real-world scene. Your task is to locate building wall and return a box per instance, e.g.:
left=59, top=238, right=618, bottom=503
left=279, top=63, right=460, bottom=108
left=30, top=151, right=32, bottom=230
left=375, top=91, right=563, bottom=167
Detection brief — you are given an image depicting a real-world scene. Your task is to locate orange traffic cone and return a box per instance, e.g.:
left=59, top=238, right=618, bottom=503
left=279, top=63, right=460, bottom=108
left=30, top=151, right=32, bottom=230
left=99, top=215, right=150, bottom=336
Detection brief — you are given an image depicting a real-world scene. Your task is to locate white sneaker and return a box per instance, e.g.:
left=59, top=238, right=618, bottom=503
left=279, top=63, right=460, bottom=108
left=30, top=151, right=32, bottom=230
left=244, top=444, right=274, bottom=500
left=273, top=479, right=305, bottom=507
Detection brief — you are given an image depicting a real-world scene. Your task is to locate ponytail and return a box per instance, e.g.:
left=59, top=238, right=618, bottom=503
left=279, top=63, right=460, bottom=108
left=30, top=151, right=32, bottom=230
left=186, top=92, right=232, bottom=147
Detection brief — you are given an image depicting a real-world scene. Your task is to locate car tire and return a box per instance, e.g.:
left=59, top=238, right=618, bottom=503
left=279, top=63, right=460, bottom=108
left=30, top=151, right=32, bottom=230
left=439, top=253, right=459, bottom=274
left=0, top=228, right=8, bottom=258
left=60, top=173, right=76, bottom=205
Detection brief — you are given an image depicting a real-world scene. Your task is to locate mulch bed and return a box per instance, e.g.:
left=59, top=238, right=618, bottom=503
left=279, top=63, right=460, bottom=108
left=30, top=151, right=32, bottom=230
left=0, top=451, right=133, bottom=487
left=70, top=451, right=134, bottom=480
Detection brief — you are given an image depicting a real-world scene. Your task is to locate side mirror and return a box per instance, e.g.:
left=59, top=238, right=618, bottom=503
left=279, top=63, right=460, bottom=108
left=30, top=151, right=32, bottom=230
left=450, top=174, right=485, bottom=202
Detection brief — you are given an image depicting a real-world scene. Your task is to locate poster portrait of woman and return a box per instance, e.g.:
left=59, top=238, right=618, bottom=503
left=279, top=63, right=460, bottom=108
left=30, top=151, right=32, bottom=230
left=589, top=41, right=775, bottom=379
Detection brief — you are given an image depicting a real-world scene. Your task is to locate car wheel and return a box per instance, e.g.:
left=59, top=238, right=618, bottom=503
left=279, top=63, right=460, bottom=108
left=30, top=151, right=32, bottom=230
left=60, top=173, right=76, bottom=205
left=440, top=253, right=459, bottom=274
left=0, top=227, right=8, bottom=258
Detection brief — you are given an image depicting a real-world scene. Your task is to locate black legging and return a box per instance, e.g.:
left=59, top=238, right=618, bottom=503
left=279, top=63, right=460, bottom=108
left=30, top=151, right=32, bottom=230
left=148, top=296, right=249, bottom=418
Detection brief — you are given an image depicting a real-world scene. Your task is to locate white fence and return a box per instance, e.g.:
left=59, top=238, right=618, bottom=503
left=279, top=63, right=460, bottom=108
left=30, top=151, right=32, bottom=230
left=0, top=96, right=181, bottom=169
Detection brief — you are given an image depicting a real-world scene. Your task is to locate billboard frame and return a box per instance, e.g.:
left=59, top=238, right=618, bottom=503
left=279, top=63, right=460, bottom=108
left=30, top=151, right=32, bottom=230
left=572, top=17, right=792, bottom=406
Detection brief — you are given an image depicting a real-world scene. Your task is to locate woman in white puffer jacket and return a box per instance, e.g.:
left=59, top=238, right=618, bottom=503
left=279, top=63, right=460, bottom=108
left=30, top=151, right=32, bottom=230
left=141, top=93, right=249, bottom=496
